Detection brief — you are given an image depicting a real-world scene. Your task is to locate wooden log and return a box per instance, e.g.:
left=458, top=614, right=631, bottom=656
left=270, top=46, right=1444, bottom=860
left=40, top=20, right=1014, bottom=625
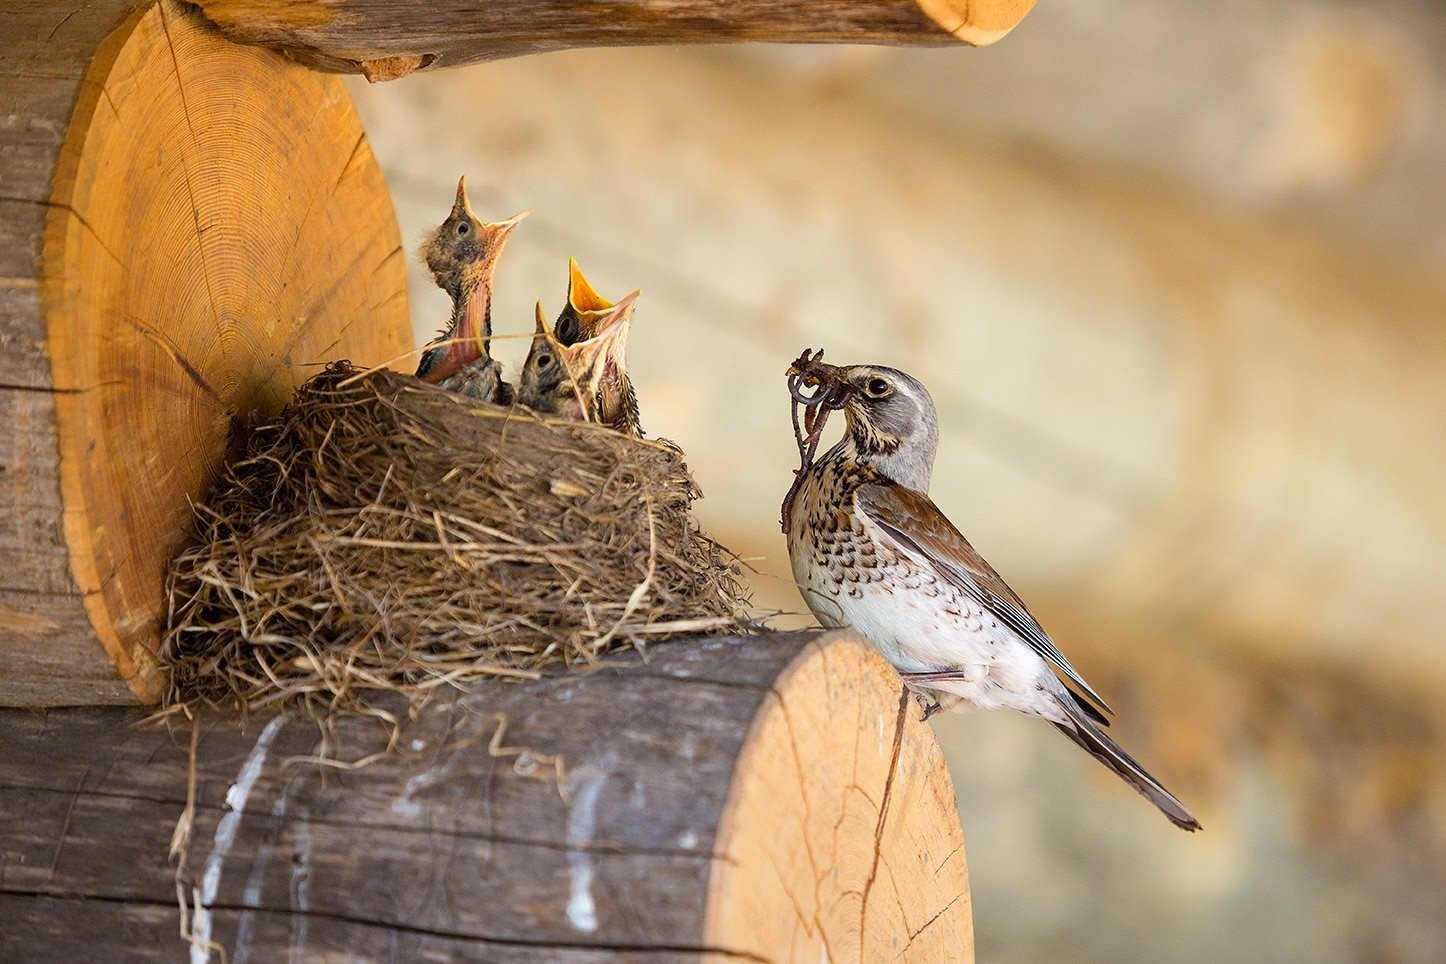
left=0, top=1, right=411, bottom=705
left=0, top=631, right=972, bottom=961
left=191, top=0, right=1036, bottom=77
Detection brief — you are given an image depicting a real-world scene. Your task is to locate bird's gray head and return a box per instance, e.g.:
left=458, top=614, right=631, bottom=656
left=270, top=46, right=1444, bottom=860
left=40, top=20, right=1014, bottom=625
left=791, top=357, right=938, bottom=491
left=836, top=365, right=938, bottom=490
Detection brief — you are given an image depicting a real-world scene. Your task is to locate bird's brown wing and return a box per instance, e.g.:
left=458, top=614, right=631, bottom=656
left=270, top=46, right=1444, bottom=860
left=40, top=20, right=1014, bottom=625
left=856, top=481, right=1114, bottom=718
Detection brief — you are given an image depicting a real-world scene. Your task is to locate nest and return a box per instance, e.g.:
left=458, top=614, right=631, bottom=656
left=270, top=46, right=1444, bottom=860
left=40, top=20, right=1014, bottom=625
left=160, top=362, right=748, bottom=711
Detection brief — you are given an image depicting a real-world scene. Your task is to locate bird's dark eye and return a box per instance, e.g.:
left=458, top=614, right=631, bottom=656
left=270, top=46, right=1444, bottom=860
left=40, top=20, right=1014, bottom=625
left=866, top=377, right=891, bottom=398
left=556, top=317, right=578, bottom=344
left=456, top=221, right=470, bottom=237
left=535, top=352, right=554, bottom=371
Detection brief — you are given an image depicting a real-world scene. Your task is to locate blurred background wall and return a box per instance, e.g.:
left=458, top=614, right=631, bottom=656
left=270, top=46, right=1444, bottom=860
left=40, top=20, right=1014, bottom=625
left=345, top=1, right=1446, bottom=959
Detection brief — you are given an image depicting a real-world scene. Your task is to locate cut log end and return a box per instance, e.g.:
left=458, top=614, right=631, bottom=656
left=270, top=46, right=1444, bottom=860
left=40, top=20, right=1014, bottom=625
left=0, top=0, right=411, bottom=705
left=0, top=632, right=971, bottom=960
left=917, top=0, right=1038, bottom=45
left=709, top=632, right=972, bottom=959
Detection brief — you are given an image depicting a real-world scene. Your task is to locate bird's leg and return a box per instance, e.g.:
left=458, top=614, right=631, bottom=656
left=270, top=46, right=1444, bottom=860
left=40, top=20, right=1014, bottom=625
left=906, top=686, right=945, bottom=722
left=902, top=668, right=979, bottom=721
left=901, top=669, right=976, bottom=684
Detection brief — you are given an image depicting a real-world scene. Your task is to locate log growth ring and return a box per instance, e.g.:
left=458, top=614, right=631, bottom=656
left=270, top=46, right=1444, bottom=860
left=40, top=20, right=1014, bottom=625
left=40, top=1, right=411, bottom=701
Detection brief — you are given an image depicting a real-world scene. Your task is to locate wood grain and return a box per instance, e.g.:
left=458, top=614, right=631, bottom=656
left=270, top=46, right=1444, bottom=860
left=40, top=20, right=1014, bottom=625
left=707, top=632, right=971, bottom=959
left=192, top=0, right=1037, bottom=76
left=0, top=1, right=411, bottom=705
left=0, top=5, right=139, bottom=707
left=0, top=631, right=970, bottom=961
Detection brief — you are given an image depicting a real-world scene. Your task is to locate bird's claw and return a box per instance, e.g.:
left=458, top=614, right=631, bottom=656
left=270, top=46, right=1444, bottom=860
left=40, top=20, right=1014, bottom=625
left=909, top=687, right=944, bottom=722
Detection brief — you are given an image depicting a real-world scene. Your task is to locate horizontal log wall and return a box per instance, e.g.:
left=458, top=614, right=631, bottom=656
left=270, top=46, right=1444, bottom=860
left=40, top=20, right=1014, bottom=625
left=0, top=632, right=971, bottom=961
left=192, top=0, right=1035, bottom=75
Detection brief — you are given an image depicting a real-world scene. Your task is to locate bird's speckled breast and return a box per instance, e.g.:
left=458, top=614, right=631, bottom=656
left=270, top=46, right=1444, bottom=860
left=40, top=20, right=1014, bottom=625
left=787, top=452, right=966, bottom=671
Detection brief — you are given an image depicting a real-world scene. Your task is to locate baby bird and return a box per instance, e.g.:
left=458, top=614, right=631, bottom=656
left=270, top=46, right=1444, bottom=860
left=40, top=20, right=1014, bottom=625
left=436, top=351, right=510, bottom=403
left=784, top=354, right=1201, bottom=831
left=517, top=294, right=636, bottom=421
left=552, top=259, right=643, bottom=435
left=415, top=176, right=528, bottom=402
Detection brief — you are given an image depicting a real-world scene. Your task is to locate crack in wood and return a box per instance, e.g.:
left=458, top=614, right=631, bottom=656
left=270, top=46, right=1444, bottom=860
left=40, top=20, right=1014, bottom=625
left=0, top=193, right=126, bottom=269
left=0, top=582, right=97, bottom=598
left=0, top=886, right=771, bottom=960
left=932, top=841, right=965, bottom=878
left=764, top=846, right=816, bottom=939
left=44, top=7, right=82, bottom=43
left=879, top=859, right=912, bottom=941
left=115, top=312, right=223, bottom=404
left=156, top=2, right=227, bottom=345
left=768, top=681, right=839, bottom=963
left=901, top=887, right=968, bottom=953
left=43, top=769, right=86, bottom=881
left=0, top=381, right=82, bottom=394
left=859, top=687, right=910, bottom=943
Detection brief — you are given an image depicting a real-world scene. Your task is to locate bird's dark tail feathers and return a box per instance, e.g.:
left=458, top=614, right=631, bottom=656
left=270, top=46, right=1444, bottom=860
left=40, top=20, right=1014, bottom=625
left=1052, top=702, right=1202, bottom=832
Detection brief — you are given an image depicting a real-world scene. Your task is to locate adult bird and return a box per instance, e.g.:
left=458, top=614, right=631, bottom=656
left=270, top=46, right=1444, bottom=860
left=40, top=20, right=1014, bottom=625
left=782, top=354, right=1201, bottom=831
left=518, top=294, right=636, bottom=422
left=415, top=176, right=528, bottom=402
left=551, top=258, right=643, bottom=435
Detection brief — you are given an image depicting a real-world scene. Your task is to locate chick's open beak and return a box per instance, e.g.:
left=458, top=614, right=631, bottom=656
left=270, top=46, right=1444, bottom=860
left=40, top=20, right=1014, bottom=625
left=593, top=289, right=638, bottom=364
left=451, top=175, right=474, bottom=219
left=569, top=291, right=636, bottom=374
left=480, top=208, right=531, bottom=256
left=568, top=258, right=615, bottom=313
left=450, top=175, right=530, bottom=250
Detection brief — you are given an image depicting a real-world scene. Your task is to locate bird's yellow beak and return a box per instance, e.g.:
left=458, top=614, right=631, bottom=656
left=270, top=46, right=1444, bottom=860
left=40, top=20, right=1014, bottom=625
left=567, top=258, right=615, bottom=313
left=566, top=291, right=636, bottom=372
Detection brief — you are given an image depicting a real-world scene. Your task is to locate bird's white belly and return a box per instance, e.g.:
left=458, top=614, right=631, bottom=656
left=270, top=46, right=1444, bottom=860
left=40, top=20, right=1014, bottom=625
left=790, top=544, right=1053, bottom=716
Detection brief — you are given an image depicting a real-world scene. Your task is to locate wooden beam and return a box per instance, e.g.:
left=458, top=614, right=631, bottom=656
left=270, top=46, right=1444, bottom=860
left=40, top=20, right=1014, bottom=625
left=191, top=0, right=1037, bottom=77
left=0, top=632, right=972, bottom=960
left=0, top=1, right=411, bottom=704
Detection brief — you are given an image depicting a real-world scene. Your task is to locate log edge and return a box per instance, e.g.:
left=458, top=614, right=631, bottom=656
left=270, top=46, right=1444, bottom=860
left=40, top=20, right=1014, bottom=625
left=916, top=0, right=1037, bottom=46
left=39, top=3, right=154, bottom=698
left=704, top=630, right=972, bottom=959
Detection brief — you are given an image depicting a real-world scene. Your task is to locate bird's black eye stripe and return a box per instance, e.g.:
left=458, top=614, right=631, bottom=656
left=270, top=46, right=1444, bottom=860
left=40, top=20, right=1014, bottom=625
left=866, top=377, right=891, bottom=398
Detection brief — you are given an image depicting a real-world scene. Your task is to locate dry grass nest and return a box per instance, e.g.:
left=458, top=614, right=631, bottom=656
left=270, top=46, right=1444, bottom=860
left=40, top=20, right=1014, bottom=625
left=160, top=362, right=749, bottom=712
